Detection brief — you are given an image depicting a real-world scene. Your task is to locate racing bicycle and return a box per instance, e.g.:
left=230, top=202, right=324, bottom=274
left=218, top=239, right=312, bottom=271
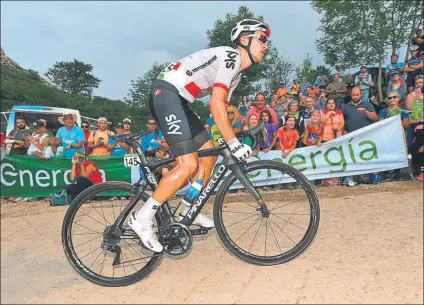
left=62, top=122, right=320, bottom=286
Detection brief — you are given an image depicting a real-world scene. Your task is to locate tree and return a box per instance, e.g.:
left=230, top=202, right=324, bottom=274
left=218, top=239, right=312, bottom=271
left=44, top=59, right=101, bottom=96
left=206, top=6, right=272, bottom=103
left=265, top=47, right=296, bottom=91
left=125, top=62, right=168, bottom=111
left=312, top=0, right=390, bottom=101
left=296, top=54, right=317, bottom=83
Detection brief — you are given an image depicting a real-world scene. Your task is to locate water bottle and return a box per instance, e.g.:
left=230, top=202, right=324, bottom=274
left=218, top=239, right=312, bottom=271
left=182, top=178, right=203, bottom=206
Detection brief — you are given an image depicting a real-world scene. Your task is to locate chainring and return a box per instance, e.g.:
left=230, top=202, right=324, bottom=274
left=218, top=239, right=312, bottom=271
left=159, top=223, right=193, bottom=257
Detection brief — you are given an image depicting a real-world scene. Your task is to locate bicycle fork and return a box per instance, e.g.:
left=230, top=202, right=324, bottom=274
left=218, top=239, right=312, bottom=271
left=230, top=163, right=270, bottom=217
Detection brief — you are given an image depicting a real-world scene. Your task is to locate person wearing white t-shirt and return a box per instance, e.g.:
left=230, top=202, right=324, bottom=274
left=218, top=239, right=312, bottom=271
left=26, top=119, right=48, bottom=156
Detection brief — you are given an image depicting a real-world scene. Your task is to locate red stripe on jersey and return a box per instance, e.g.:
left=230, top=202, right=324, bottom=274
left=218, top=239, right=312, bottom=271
left=213, top=83, right=229, bottom=92
left=185, top=82, right=202, bottom=98
left=207, top=85, right=213, bottom=92
left=173, top=62, right=181, bottom=70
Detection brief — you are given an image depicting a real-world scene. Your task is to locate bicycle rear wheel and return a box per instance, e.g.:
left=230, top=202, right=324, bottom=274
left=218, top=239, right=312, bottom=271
left=62, top=181, right=163, bottom=287
left=214, top=161, right=320, bottom=266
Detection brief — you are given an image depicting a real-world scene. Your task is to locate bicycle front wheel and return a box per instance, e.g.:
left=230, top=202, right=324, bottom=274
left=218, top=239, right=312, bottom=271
left=62, top=181, right=163, bottom=287
left=214, top=161, right=320, bottom=266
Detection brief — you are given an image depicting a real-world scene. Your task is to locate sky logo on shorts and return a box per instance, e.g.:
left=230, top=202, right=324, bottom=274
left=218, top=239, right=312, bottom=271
left=165, top=114, right=182, bottom=135
left=153, top=89, right=161, bottom=96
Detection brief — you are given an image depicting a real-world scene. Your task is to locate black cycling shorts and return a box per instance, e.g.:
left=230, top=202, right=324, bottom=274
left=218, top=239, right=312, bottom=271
left=149, top=80, right=210, bottom=157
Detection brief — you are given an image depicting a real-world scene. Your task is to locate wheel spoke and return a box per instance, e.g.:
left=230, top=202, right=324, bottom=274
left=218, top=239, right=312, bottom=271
left=226, top=213, right=260, bottom=228
left=270, top=213, right=307, bottom=232
left=268, top=217, right=297, bottom=245
left=234, top=216, right=262, bottom=243
left=248, top=218, right=263, bottom=252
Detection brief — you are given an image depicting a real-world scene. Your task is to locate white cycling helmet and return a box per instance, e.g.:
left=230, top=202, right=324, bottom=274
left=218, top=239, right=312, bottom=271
left=230, top=18, right=271, bottom=43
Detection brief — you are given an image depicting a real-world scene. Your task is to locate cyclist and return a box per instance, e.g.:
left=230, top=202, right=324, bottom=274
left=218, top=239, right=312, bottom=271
left=128, top=18, right=271, bottom=252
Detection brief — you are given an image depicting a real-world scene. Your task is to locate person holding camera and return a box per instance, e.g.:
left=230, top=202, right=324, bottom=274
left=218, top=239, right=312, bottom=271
left=87, top=117, right=115, bottom=156
left=65, top=152, right=103, bottom=202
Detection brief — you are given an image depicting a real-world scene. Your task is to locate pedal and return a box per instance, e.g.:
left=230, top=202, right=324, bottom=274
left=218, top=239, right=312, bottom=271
left=190, top=226, right=212, bottom=236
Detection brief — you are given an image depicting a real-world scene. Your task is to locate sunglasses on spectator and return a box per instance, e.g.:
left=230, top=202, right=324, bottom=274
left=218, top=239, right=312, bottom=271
left=81, top=125, right=89, bottom=128
left=246, top=34, right=269, bottom=45
left=387, top=96, right=399, bottom=100
left=227, top=111, right=234, bottom=115
left=147, top=122, right=157, bottom=125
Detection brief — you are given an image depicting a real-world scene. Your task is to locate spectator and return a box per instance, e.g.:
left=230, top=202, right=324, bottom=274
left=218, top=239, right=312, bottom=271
left=242, top=113, right=261, bottom=154
left=277, top=116, right=299, bottom=159
left=274, top=96, right=286, bottom=122
left=139, top=117, right=163, bottom=152
left=26, top=119, right=48, bottom=156
left=111, top=123, right=131, bottom=156
left=326, top=73, right=347, bottom=109
left=387, top=71, right=407, bottom=99
left=55, top=112, right=85, bottom=159
left=306, top=87, right=317, bottom=103
left=32, top=136, right=55, bottom=160
left=204, top=124, right=212, bottom=139
left=315, top=71, right=329, bottom=89
left=264, top=90, right=272, bottom=105
left=342, top=87, right=377, bottom=133
left=298, top=97, right=317, bottom=136
left=87, top=117, right=115, bottom=156
left=80, top=120, right=91, bottom=155
left=354, top=66, right=373, bottom=103
left=260, top=110, right=277, bottom=152
left=276, top=82, right=288, bottom=97
left=321, top=99, right=344, bottom=142
left=406, top=75, right=424, bottom=124
left=333, top=63, right=345, bottom=78
left=343, top=75, right=356, bottom=106
left=279, top=101, right=302, bottom=132
left=238, top=96, right=248, bottom=118
left=385, top=54, right=405, bottom=81
left=404, top=44, right=424, bottom=93
left=315, top=91, right=327, bottom=111
left=65, top=152, right=103, bottom=202
left=123, top=117, right=133, bottom=134
left=40, top=119, right=54, bottom=137
left=227, top=105, right=243, bottom=132
left=290, top=80, right=300, bottom=96
left=301, top=111, right=324, bottom=147
left=342, top=87, right=377, bottom=186
left=301, top=77, right=312, bottom=95
left=6, top=117, right=29, bottom=155
left=270, top=97, right=277, bottom=110
left=245, top=93, right=278, bottom=127
left=155, top=138, right=177, bottom=177
left=411, top=28, right=424, bottom=54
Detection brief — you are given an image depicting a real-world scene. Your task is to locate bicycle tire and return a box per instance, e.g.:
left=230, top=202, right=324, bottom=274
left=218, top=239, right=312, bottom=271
left=213, top=160, right=320, bottom=266
left=62, top=181, right=163, bottom=287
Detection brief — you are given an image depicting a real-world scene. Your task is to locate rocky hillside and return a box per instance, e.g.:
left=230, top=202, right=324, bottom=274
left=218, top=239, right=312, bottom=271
left=1, top=46, right=55, bottom=88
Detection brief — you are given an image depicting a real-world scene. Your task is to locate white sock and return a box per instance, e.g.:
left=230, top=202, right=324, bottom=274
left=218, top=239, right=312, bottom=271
left=136, top=197, right=161, bottom=223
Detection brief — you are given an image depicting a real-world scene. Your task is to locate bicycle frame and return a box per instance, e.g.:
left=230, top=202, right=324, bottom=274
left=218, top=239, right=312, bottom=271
left=110, top=135, right=267, bottom=234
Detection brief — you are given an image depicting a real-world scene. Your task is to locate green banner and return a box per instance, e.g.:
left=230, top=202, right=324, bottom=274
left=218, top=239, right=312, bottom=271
left=1, top=155, right=131, bottom=198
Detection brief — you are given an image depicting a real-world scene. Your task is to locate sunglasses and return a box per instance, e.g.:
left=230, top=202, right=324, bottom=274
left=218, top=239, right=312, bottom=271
left=227, top=111, right=234, bottom=115
left=246, top=34, right=269, bottom=45
left=147, top=122, right=157, bottom=125
left=387, top=96, right=399, bottom=100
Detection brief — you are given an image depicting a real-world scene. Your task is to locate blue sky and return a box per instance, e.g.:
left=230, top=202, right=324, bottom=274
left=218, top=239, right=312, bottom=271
left=0, top=1, right=407, bottom=100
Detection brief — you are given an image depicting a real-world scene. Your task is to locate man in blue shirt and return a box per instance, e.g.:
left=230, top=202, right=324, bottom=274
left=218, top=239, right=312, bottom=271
left=55, top=113, right=85, bottom=159
left=385, top=54, right=405, bottom=81
left=139, top=117, right=163, bottom=152
left=111, top=123, right=131, bottom=156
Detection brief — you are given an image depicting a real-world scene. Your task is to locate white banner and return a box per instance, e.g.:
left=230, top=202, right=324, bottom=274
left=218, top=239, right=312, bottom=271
left=132, top=115, right=408, bottom=192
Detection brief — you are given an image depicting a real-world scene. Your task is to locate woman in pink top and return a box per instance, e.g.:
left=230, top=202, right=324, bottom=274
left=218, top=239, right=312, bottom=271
left=321, top=99, right=344, bottom=142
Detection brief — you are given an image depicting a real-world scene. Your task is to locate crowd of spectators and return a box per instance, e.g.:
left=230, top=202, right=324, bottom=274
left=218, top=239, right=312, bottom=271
left=1, top=29, right=423, bottom=196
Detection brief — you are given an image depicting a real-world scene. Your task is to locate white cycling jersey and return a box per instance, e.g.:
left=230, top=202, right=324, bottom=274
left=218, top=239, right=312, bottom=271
left=157, top=46, right=243, bottom=103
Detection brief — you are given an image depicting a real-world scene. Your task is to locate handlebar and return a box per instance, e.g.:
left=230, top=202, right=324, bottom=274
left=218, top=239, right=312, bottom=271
left=234, top=121, right=265, bottom=151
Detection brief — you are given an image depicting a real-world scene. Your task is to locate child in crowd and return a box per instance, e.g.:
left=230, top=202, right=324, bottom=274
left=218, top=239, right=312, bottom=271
left=302, top=110, right=324, bottom=147
left=31, top=136, right=56, bottom=160
left=242, top=114, right=261, bottom=154
left=277, top=116, right=299, bottom=159
left=260, top=110, right=277, bottom=152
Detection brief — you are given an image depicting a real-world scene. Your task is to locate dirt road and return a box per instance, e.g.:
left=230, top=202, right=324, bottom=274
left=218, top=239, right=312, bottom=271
left=1, top=181, right=423, bottom=304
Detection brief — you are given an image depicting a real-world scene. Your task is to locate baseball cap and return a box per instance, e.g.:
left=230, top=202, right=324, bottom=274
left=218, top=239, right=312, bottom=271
left=114, top=122, right=123, bottom=128
left=123, top=118, right=132, bottom=124
left=31, top=119, right=44, bottom=129
left=97, top=117, right=107, bottom=122
left=360, top=65, right=367, bottom=69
